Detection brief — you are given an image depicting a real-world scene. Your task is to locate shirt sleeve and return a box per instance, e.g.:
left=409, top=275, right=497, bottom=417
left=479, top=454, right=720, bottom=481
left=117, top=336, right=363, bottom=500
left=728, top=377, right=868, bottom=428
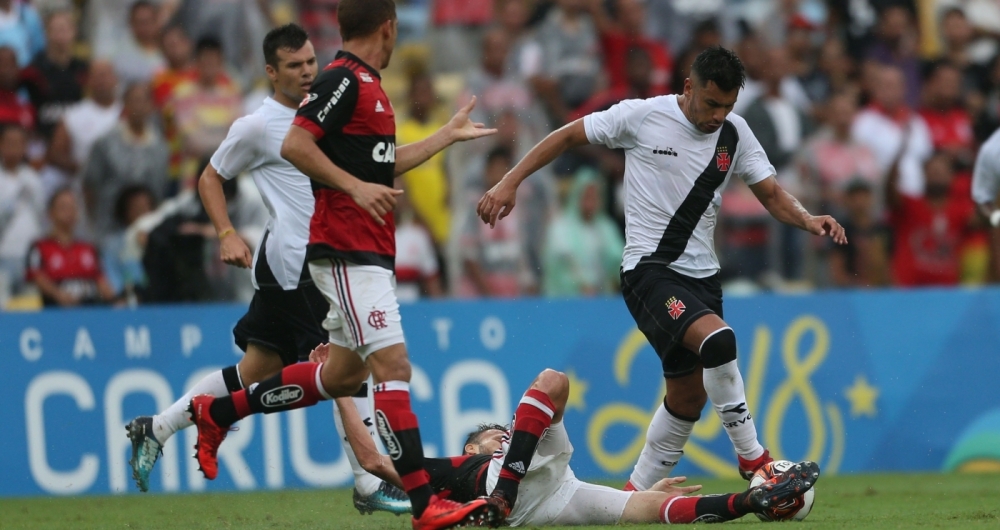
left=972, top=135, right=1000, bottom=205
left=293, top=67, right=358, bottom=139
left=210, top=115, right=265, bottom=180
left=583, top=98, right=648, bottom=150
left=731, top=117, right=776, bottom=186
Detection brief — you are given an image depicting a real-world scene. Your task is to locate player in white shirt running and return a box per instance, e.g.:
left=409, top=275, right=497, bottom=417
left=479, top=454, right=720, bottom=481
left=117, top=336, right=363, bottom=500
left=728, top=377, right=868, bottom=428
left=124, top=24, right=408, bottom=514
left=971, top=127, right=1000, bottom=279
left=478, top=46, right=846, bottom=492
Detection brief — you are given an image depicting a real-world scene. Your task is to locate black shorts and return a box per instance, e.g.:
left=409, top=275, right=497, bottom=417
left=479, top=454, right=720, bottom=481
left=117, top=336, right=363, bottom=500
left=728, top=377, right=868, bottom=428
left=621, top=264, right=724, bottom=379
left=232, top=281, right=329, bottom=366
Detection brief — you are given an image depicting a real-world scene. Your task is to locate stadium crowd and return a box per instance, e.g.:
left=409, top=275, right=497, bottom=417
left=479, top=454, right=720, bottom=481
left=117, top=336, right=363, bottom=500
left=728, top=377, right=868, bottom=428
left=1, top=0, right=999, bottom=309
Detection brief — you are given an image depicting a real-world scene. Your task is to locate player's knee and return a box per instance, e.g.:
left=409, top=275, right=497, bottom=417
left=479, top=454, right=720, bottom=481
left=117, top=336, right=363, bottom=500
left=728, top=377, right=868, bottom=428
left=665, top=389, right=707, bottom=420
left=699, top=327, right=737, bottom=369
left=533, top=369, right=569, bottom=406
left=322, top=366, right=367, bottom=398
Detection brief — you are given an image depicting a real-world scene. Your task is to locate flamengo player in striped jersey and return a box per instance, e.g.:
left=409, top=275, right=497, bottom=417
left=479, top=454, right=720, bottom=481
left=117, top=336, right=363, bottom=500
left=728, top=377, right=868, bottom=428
left=187, top=2, right=501, bottom=529
left=125, top=24, right=409, bottom=514
left=478, top=47, right=847, bottom=492
left=319, top=342, right=821, bottom=527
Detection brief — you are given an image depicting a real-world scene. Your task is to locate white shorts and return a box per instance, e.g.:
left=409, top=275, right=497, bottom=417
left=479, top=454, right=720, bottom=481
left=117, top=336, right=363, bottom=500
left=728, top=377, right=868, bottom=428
left=308, top=259, right=405, bottom=359
left=485, top=422, right=633, bottom=527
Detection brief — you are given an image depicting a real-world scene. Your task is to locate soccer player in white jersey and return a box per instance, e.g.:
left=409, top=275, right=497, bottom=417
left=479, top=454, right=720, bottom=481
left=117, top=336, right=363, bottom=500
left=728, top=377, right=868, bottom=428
left=319, top=341, right=821, bottom=527
left=972, top=127, right=1000, bottom=279
left=124, top=24, right=409, bottom=514
left=478, top=47, right=846, bottom=490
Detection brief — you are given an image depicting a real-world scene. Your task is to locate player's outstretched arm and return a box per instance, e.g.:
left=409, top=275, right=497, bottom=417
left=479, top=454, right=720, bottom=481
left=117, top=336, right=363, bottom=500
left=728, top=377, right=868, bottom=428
left=750, top=176, right=847, bottom=245
left=334, top=395, right=404, bottom=490
left=395, top=96, right=497, bottom=176
left=478, top=119, right=590, bottom=227
left=282, top=125, right=402, bottom=225
left=199, top=164, right=252, bottom=268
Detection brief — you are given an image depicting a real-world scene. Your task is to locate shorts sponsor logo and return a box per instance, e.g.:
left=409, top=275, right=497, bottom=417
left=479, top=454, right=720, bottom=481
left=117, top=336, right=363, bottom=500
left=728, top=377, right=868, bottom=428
left=375, top=410, right=402, bottom=460
left=261, top=385, right=304, bottom=408
left=666, top=297, right=686, bottom=320
left=368, top=309, right=388, bottom=330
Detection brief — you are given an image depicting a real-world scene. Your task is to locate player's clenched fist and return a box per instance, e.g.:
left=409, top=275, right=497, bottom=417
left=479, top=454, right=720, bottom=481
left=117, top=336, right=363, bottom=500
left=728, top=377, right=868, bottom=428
left=348, top=180, right=403, bottom=225
left=478, top=176, right=518, bottom=227
left=219, top=231, right=253, bottom=268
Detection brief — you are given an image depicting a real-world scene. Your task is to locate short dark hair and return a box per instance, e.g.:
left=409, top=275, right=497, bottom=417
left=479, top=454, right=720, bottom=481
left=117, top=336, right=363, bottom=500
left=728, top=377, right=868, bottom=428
left=464, top=423, right=508, bottom=448
left=263, top=23, right=309, bottom=68
left=130, top=0, right=156, bottom=18
left=195, top=37, right=223, bottom=57
left=690, top=46, right=746, bottom=92
left=114, top=185, right=154, bottom=227
left=338, top=0, right=397, bottom=42
left=922, top=59, right=959, bottom=82
left=486, top=146, right=513, bottom=166
left=47, top=186, right=75, bottom=211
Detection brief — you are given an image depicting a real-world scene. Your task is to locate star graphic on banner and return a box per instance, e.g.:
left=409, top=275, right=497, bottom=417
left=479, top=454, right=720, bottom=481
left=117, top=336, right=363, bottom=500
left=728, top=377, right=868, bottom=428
left=845, top=374, right=879, bottom=418
left=564, top=368, right=589, bottom=412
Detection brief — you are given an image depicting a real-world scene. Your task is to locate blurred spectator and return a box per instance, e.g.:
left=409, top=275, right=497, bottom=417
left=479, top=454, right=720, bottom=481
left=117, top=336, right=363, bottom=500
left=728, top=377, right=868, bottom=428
left=167, top=37, right=242, bottom=185
left=395, top=188, right=442, bottom=303
left=645, top=0, right=738, bottom=54
left=458, top=146, right=536, bottom=297
left=533, top=0, right=601, bottom=114
left=110, top=0, right=166, bottom=85
left=852, top=64, right=932, bottom=197
left=86, top=0, right=145, bottom=60
left=398, top=72, right=450, bottom=248
left=26, top=187, right=116, bottom=307
left=888, top=150, right=975, bottom=287
left=497, top=0, right=542, bottom=80
left=798, top=92, right=882, bottom=214
left=828, top=179, right=891, bottom=288
left=919, top=60, right=975, bottom=170
left=151, top=25, right=193, bottom=107
left=44, top=60, right=121, bottom=197
left=588, top=0, right=672, bottom=96
left=463, top=29, right=539, bottom=126
left=571, top=47, right=659, bottom=120
left=0, top=45, right=32, bottom=128
left=102, top=185, right=154, bottom=300
left=296, top=0, right=342, bottom=66
left=83, top=83, right=169, bottom=239
left=938, top=7, right=984, bottom=92
left=543, top=167, right=623, bottom=297
left=0, top=0, right=44, bottom=67
left=0, top=124, right=42, bottom=294
left=20, top=8, right=87, bottom=140
left=803, top=37, right=857, bottom=106
left=430, top=0, right=493, bottom=73
left=734, top=32, right=811, bottom=116
left=865, top=4, right=922, bottom=108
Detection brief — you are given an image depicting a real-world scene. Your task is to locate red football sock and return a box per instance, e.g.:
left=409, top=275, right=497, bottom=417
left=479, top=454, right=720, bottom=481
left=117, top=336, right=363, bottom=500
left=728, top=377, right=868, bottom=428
left=373, top=381, right=433, bottom=517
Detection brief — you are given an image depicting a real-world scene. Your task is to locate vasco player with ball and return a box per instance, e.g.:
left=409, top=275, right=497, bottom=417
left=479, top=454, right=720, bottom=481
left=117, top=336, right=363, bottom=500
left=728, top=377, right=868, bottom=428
left=187, top=1, right=501, bottom=529
left=479, top=46, right=846, bottom=491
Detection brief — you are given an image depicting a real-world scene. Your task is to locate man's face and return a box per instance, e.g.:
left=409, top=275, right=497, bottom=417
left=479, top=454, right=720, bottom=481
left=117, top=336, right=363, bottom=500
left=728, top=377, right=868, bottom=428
left=0, top=48, right=18, bottom=89
left=684, top=76, right=739, bottom=134
left=625, top=50, right=652, bottom=92
left=47, top=12, right=77, bottom=50
left=123, top=84, right=154, bottom=124
left=482, top=31, right=509, bottom=75
left=465, top=430, right=505, bottom=456
left=0, top=128, right=26, bottom=167
left=827, top=94, right=857, bottom=131
left=90, top=61, right=119, bottom=102
left=50, top=192, right=78, bottom=230
left=874, top=67, right=905, bottom=110
left=162, top=28, right=192, bottom=68
left=942, top=12, right=973, bottom=48
left=616, top=0, right=645, bottom=34
left=197, top=50, right=224, bottom=84
left=130, top=5, right=159, bottom=44
left=879, top=6, right=910, bottom=43
left=929, top=66, right=961, bottom=107
left=269, top=41, right=317, bottom=102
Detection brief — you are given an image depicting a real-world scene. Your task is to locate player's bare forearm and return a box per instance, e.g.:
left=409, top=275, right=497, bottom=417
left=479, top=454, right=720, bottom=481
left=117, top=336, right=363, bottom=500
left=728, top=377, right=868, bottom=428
left=281, top=125, right=364, bottom=194
left=334, top=397, right=404, bottom=490
left=508, top=120, right=589, bottom=185
left=394, top=130, right=452, bottom=176
left=751, top=176, right=811, bottom=230
left=198, top=164, right=235, bottom=235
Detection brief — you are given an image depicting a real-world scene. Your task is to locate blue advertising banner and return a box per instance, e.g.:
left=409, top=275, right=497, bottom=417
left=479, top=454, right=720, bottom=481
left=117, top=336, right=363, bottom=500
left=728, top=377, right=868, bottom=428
left=2, top=289, right=1000, bottom=497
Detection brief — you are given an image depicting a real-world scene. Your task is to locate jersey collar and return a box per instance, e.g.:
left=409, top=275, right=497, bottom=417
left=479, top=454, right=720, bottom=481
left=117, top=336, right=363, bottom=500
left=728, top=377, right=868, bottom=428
left=335, top=50, right=381, bottom=79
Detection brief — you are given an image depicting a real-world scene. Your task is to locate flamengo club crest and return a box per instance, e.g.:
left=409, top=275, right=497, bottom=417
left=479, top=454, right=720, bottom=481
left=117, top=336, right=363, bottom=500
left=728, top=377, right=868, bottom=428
left=666, top=296, right=686, bottom=320
left=716, top=146, right=731, bottom=172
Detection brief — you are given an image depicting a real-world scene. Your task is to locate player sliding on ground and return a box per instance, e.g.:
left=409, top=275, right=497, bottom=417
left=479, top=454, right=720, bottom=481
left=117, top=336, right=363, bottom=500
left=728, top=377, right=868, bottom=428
left=186, top=1, right=500, bottom=529
left=478, top=46, right=846, bottom=491
left=124, top=23, right=407, bottom=514
left=325, top=351, right=822, bottom=527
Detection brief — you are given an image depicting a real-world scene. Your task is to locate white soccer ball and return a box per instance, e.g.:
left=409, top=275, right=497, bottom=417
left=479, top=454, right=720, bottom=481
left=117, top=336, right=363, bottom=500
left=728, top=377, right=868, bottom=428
left=748, top=459, right=816, bottom=521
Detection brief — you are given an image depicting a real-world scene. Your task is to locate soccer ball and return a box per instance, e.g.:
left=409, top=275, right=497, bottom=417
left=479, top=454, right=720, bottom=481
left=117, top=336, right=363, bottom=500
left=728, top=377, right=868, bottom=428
left=748, top=460, right=815, bottom=521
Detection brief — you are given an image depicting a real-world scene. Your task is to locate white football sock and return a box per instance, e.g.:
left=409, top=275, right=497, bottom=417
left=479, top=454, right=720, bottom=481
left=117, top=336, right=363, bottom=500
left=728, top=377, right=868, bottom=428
left=333, top=389, right=383, bottom=496
left=628, top=403, right=695, bottom=490
left=152, top=370, right=230, bottom=443
left=703, top=360, right=764, bottom=460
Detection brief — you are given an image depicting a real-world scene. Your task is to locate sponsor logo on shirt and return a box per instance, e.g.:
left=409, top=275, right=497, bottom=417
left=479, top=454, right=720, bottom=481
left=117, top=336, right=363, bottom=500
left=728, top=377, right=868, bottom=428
left=653, top=146, right=678, bottom=157
left=317, top=78, right=352, bottom=122
left=372, top=142, right=396, bottom=163
left=299, top=92, right=318, bottom=108
left=359, top=72, right=374, bottom=83
left=375, top=100, right=385, bottom=113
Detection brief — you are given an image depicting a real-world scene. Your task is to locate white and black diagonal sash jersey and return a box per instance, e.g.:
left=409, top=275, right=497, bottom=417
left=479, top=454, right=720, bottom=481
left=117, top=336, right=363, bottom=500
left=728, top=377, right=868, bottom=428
left=584, top=95, right=775, bottom=278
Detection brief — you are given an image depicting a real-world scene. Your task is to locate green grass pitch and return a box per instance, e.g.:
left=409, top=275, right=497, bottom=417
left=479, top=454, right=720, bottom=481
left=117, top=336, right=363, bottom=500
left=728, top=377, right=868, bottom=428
left=2, top=473, right=998, bottom=529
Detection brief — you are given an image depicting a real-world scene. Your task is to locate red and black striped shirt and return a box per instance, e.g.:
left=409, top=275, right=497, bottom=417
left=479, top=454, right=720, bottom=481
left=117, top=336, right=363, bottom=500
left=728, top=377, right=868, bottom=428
left=293, top=51, right=397, bottom=270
